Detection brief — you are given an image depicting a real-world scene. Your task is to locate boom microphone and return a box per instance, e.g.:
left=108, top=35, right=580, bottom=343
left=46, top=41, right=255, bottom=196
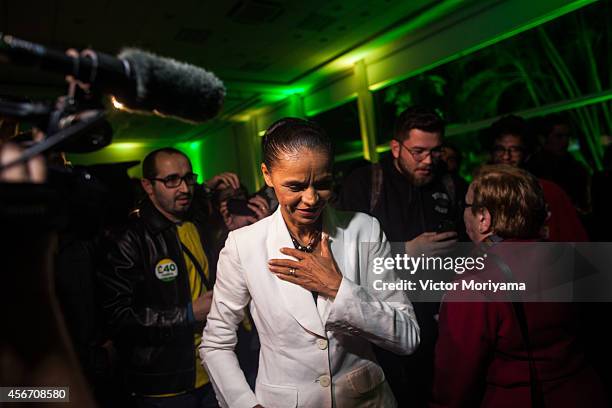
left=0, top=33, right=225, bottom=123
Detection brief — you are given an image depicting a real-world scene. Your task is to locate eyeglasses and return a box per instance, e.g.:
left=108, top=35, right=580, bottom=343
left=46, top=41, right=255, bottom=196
left=492, top=145, right=524, bottom=156
left=395, top=140, right=443, bottom=161
left=464, top=201, right=474, bottom=208
left=148, top=173, right=198, bottom=188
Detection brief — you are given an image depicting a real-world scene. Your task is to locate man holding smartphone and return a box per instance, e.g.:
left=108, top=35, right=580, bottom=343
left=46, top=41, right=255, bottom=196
left=338, top=106, right=466, bottom=407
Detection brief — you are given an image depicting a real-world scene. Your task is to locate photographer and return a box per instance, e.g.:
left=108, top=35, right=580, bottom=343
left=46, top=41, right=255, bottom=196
left=217, top=184, right=272, bottom=232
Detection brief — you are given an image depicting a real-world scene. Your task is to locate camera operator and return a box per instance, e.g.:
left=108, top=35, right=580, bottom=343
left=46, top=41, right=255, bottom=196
left=1, top=35, right=232, bottom=407
left=1, top=130, right=97, bottom=407
left=0, top=129, right=46, bottom=183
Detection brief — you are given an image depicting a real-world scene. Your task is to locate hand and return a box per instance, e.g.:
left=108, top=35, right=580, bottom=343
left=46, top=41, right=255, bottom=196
left=268, top=233, right=343, bottom=300
left=220, top=195, right=270, bottom=231
left=206, top=172, right=240, bottom=191
left=405, top=231, right=457, bottom=256
left=192, top=291, right=214, bottom=322
left=0, top=130, right=46, bottom=183
left=247, top=194, right=271, bottom=219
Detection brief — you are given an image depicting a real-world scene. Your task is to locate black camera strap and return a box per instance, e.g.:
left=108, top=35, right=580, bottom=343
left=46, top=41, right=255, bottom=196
left=180, top=242, right=212, bottom=292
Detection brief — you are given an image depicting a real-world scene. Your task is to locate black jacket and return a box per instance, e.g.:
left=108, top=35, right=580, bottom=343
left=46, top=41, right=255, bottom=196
left=336, top=154, right=467, bottom=407
left=337, top=154, right=467, bottom=241
left=100, top=199, right=219, bottom=395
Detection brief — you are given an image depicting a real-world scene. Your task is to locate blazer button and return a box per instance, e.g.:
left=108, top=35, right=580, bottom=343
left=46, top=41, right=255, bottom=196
left=316, top=339, right=328, bottom=350
left=318, top=375, right=331, bottom=388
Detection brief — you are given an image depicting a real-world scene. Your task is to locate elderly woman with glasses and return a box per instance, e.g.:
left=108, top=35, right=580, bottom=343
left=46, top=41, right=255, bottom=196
left=431, top=165, right=607, bottom=408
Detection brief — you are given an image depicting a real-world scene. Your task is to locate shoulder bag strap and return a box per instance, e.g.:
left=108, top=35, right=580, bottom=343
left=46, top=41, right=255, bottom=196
left=487, top=252, right=546, bottom=408
left=370, top=163, right=383, bottom=214
left=180, top=242, right=212, bottom=291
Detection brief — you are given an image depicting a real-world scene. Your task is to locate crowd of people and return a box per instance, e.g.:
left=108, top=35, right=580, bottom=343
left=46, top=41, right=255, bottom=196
left=1, top=106, right=611, bottom=408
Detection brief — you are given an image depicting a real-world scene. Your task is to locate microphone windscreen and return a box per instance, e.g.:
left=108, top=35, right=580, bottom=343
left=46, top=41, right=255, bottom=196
left=116, top=48, right=225, bottom=123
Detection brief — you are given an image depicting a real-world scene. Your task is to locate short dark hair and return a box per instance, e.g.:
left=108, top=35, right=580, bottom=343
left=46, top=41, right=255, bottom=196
left=393, top=106, right=445, bottom=141
left=486, top=115, right=533, bottom=153
left=142, top=147, right=190, bottom=179
left=262, top=117, right=332, bottom=169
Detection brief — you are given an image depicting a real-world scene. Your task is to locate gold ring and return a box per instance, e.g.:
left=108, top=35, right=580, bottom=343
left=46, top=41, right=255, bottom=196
left=289, top=268, right=296, bottom=276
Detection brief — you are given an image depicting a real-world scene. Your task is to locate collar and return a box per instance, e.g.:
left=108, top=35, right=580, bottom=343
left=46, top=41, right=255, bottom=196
left=139, top=199, right=190, bottom=234
left=474, top=234, right=503, bottom=255
left=265, top=205, right=341, bottom=338
left=483, top=234, right=504, bottom=244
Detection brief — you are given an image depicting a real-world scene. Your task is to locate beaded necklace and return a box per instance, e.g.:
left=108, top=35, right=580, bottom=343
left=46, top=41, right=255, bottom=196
left=288, top=230, right=321, bottom=304
left=289, top=230, right=320, bottom=253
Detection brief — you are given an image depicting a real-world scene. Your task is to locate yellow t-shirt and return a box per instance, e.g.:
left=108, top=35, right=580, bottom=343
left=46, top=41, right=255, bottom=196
left=149, top=222, right=251, bottom=397
left=177, top=221, right=210, bottom=390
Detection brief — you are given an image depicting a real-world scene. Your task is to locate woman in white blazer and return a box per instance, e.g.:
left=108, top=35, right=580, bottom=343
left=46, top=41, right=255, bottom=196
left=200, top=118, right=420, bottom=408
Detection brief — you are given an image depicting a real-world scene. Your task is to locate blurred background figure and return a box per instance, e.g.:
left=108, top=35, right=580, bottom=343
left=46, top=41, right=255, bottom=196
left=52, top=160, right=139, bottom=408
left=440, top=142, right=462, bottom=176
left=1, top=131, right=97, bottom=407
left=590, top=143, right=612, bottom=241
left=485, top=115, right=588, bottom=242
left=526, top=114, right=591, bottom=214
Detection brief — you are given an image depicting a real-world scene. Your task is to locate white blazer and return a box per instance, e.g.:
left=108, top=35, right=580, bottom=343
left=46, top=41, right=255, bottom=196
left=200, top=206, right=419, bottom=408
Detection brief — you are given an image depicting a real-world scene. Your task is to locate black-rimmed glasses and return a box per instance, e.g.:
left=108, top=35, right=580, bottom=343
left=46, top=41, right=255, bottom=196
left=395, top=139, right=443, bottom=161
left=148, top=173, right=198, bottom=188
left=492, top=145, right=524, bottom=156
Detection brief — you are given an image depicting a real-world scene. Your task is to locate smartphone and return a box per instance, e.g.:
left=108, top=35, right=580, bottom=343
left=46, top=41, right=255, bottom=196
left=226, top=198, right=256, bottom=217
left=436, top=219, right=456, bottom=234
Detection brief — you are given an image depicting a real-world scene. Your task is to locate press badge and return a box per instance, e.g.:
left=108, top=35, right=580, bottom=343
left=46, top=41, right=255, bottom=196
left=155, top=258, right=179, bottom=282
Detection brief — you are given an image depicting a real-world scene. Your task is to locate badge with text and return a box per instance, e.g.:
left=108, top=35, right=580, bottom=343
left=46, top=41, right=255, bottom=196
left=155, top=258, right=178, bottom=282
left=432, top=191, right=450, bottom=214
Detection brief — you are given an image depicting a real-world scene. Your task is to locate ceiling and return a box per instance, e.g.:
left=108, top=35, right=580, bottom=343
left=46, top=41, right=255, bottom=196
left=0, top=0, right=469, bottom=141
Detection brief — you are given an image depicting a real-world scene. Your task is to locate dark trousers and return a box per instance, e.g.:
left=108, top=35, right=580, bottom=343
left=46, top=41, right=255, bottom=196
left=136, top=383, right=218, bottom=408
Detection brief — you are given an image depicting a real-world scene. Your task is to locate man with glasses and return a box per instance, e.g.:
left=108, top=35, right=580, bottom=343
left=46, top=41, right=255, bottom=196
left=338, top=106, right=466, bottom=407
left=101, top=147, right=220, bottom=407
left=339, top=106, right=465, bottom=257
left=487, top=115, right=588, bottom=242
